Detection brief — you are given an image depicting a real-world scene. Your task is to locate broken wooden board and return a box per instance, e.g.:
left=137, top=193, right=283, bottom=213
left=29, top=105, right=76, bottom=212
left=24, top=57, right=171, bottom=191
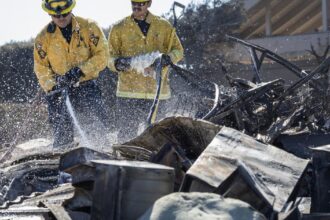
left=181, top=126, right=309, bottom=212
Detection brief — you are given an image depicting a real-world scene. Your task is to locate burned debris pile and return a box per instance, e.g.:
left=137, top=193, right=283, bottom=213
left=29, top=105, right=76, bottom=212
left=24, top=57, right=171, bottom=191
left=2, top=38, right=330, bottom=219
left=203, top=36, right=330, bottom=148
left=0, top=116, right=327, bottom=220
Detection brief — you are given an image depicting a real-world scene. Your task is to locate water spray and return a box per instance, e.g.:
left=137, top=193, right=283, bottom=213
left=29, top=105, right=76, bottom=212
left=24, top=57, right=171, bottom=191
left=130, top=51, right=161, bottom=78
left=63, top=89, right=92, bottom=148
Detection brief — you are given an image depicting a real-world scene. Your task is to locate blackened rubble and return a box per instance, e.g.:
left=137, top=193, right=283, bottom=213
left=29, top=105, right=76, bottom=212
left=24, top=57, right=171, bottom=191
left=203, top=36, right=330, bottom=149
left=2, top=38, right=330, bottom=220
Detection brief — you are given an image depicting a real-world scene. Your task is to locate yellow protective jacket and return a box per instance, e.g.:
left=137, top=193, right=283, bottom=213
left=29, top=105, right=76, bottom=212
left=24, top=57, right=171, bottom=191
left=108, top=12, right=184, bottom=100
left=34, top=15, right=109, bottom=92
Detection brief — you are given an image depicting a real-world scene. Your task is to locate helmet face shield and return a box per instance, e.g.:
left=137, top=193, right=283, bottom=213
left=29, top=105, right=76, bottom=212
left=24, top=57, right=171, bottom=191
left=42, top=0, right=76, bottom=15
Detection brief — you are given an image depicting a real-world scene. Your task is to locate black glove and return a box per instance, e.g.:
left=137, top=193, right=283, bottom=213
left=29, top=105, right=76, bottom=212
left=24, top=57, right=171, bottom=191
left=151, top=54, right=172, bottom=68
left=161, top=54, right=172, bottom=67
left=45, top=84, right=61, bottom=98
left=56, top=67, right=84, bottom=88
left=51, top=84, right=62, bottom=92
left=114, top=57, right=131, bottom=72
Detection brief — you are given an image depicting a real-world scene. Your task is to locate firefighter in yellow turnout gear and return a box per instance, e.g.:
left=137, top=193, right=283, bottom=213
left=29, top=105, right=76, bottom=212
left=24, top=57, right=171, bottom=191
left=108, top=0, right=184, bottom=142
left=34, top=0, right=111, bottom=148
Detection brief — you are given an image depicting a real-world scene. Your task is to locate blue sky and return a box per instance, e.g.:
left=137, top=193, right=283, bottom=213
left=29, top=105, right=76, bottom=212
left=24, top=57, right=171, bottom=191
left=0, top=0, right=203, bottom=46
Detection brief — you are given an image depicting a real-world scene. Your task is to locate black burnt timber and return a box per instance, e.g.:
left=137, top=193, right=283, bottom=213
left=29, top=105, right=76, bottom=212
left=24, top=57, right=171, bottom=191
left=233, top=109, right=245, bottom=131
left=249, top=47, right=262, bottom=83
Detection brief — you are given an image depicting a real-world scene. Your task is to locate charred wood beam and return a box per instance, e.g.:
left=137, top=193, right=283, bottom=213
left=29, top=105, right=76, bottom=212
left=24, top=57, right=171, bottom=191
left=233, top=110, right=245, bottom=131
left=249, top=48, right=263, bottom=83
left=227, top=35, right=324, bottom=92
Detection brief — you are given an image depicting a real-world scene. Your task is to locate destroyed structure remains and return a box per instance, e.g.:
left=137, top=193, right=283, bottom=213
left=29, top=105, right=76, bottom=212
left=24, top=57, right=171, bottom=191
left=1, top=34, right=330, bottom=220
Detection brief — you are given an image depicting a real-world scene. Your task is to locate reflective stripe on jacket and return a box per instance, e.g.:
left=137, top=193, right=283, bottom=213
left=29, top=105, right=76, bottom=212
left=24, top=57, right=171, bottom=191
left=108, top=12, right=184, bottom=100
left=34, top=15, right=109, bottom=92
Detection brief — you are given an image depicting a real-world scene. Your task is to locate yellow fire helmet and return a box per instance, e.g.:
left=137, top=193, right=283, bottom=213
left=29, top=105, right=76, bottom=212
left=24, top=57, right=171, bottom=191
left=131, top=0, right=150, bottom=2
left=42, top=0, right=76, bottom=15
